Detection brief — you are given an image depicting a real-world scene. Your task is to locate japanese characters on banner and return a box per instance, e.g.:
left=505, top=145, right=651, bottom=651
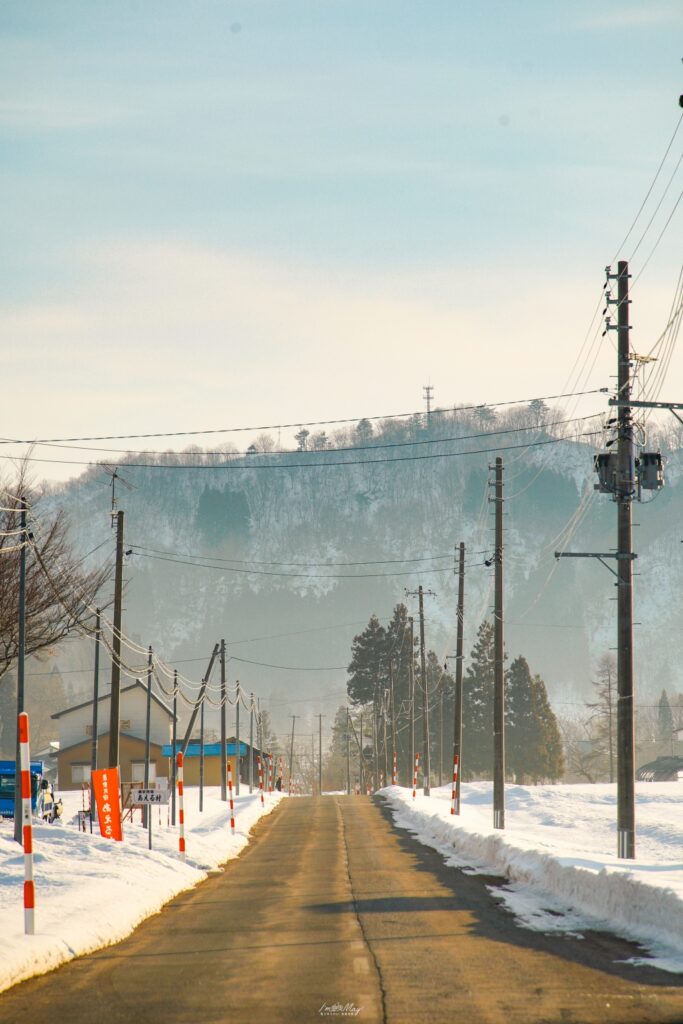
left=91, top=767, right=123, bottom=841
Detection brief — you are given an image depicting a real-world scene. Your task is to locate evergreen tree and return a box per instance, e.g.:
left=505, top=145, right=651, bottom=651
left=347, top=615, right=387, bottom=705
left=658, top=690, right=675, bottom=744
left=529, top=671, right=564, bottom=782
left=506, top=656, right=535, bottom=783
left=324, top=705, right=351, bottom=791
left=462, top=621, right=497, bottom=778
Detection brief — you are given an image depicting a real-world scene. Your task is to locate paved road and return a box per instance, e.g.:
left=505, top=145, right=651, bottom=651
left=1, top=796, right=682, bottom=1024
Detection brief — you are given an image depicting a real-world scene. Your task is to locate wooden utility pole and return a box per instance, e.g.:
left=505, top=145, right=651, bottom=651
left=143, top=646, right=153, bottom=827
left=171, top=670, right=177, bottom=826
left=317, top=713, right=324, bottom=796
left=359, top=711, right=364, bottom=791
left=220, top=639, right=227, bottom=801
left=13, top=499, right=27, bottom=843
left=89, top=609, right=101, bottom=791
left=389, top=661, right=397, bottom=780
left=453, top=543, right=465, bottom=814
left=615, top=259, right=636, bottom=859
left=108, top=510, right=124, bottom=768
left=492, top=458, right=505, bottom=829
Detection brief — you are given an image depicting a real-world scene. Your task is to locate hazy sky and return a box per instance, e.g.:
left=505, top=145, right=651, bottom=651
left=1, top=1, right=682, bottom=482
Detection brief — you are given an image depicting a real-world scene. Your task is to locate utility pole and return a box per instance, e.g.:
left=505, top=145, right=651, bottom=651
left=406, top=587, right=434, bottom=795
left=492, top=458, right=505, bottom=830
left=614, top=260, right=636, bottom=859
left=288, top=715, right=297, bottom=795
left=249, top=694, right=254, bottom=794
left=108, top=510, right=124, bottom=769
left=408, top=617, right=415, bottom=789
left=143, top=647, right=152, bottom=828
left=346, top=707, right=351, bottom=795
left=89, top=609, right=101, bottom=823
left=382, top=700, right=388, bottom=785
left=453, top=543, right=465, bottom=814
left=359, top=711, right=364, bottom=791
left=171, top=669, right=177, bottom=826
left=13, top=498, right=27, bottom=844
left=220, top=639, right=227, bottom=801
left=235, top=679, right=241, bottom=795
left=317, top=714, right=324, bottom=796
left=372, top=692, right=379, bottom=790
left=199, top=689, right=205, bottom=812
left=423, top=384, right=434, bottom=421
left=389, top=661, right=397, bottom=782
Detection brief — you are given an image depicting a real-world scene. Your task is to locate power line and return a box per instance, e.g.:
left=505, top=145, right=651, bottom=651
left=128, top=543, right=454, bottom=568
left=0, top=428, right=606, bottom=472
left=0, top=388, right=606, bottom=446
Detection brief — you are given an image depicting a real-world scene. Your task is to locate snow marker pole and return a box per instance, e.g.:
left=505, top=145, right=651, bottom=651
left=412, top=752, right=420, bottom=800
left=177, top=752, right=185, bottom=861
left=227, top=760, right=235, bottom=834
left=392, top=750, right=397, bottom=786
left=450, top=754, right=459, bottom=815
left=19, top=713, right=34, bottom=935
left=268, top=753, right=273, bottom=795
left=258, top=755, right=264, bottom=807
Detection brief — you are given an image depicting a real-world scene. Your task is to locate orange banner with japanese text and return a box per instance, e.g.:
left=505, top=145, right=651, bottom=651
left=91, top=767, right=123, bottom=842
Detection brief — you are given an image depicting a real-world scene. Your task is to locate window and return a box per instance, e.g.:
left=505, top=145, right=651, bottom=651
left=131, top=762, right=156, bottom=783
left=71, top=763, right=91, bottom=785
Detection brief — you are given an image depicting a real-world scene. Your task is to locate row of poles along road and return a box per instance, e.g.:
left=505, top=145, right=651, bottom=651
left=11, top=262, right=648, bottom=860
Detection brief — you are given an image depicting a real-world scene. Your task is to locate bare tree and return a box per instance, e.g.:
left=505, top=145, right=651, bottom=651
left=0, top=463, right=111, bottom=682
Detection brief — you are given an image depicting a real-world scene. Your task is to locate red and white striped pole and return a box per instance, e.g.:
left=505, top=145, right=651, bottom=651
left=412, top=752, right=420, bottom=800
left=450, top=754, right=459, bottom=815
left=227, top=760, right=235, bottom=834
left=257, top=755, right=264, bottom=807
left=177, top=752, right=185, bottom=861
left=19, top=713, right=35, bottom=935
left=268, top=753, right=273, bottom=795
left=392, top=751, right=397, bottom=786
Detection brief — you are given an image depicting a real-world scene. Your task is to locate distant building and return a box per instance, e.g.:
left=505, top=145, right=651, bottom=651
left=51, top=682, right=175, bottom=790
left=162, top=737, right=263, bottom=786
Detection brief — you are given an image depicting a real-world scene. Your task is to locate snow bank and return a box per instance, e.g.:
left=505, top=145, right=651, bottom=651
left=0, top=786, right=283, bottom=993
left=383, top=781, right=683, bottom=973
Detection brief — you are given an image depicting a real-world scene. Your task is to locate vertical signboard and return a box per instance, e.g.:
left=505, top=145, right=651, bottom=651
left=91, top=767, right=123, bottom=841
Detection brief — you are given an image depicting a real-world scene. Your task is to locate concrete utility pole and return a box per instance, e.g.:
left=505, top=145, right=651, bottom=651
left=13, top=499, right=27, bottom=843
left=417, top=586, right=433, bottom=796
left=235, top=680, right=241, bottom=795
left=346, top=707, right=351, bottom=795
left=492, top=459, right=505, bottom=830
left=89, top=609, right=101, bottom=814
left=317, top=714, right=324, bottom=796
left=288, top=715, right=297, bottom=795
left=108, top=510, right=125, bottom=769
left=249, top=694, right=254, bottom=794
left=143, top=647, right=153, bottom=828
left=614, top=260, right=636, bottom=859
left=408, top=617, right=415, bottom=789
left=171, top=670, right=178, bottom=826
left=389, top=661, right=397, bottom=780
left=453, top=544, right=465, bottom=814
left=220, top=639, right=227, bottom=802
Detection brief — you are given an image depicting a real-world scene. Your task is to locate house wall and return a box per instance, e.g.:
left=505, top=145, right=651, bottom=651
left=57, top=734, right=167, bottom=791
left=57, top=688, right=172, bottom=751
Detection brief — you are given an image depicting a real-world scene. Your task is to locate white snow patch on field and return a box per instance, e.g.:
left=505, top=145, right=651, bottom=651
left=382, top=781, right=683, bottom=973
left=0, top=787, right=282, bottom=993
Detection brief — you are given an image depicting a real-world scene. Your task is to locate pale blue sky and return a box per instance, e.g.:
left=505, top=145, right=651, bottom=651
left=1, top=1, right=682, bottom=479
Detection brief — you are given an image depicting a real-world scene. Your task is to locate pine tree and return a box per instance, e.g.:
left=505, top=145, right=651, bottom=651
left=462, top=621, right=497, bottom=778
left=347, top=615, right=387, bottom=706
left=658, top=690, right=674, bottom=744
left=506, top=656, right=535, bottom=783
left=324, top=705, right=351, bottom=791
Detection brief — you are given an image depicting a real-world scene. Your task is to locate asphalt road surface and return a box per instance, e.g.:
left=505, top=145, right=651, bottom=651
left=1, top=796, right=682, bottom=1024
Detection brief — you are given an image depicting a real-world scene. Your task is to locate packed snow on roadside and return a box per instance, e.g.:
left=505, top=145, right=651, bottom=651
left=0, top=786, right=282, bottom=994
left=382, top=781, right=683, bottom=973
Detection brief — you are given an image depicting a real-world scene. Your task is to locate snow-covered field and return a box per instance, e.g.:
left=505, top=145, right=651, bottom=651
left=0, top=786, right=282, bottom=994
left=383, top=781, right=683, bottom=973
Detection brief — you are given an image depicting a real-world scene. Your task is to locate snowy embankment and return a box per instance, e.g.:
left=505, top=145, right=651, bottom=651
left=0, top=786, right=282, bottom=994
left=383, top=781, right=683, bottom=973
